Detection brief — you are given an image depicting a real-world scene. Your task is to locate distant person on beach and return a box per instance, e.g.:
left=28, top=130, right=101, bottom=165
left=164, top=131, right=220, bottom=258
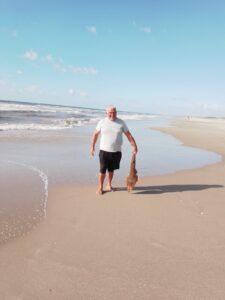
left=91, top=105, right=138, bottom=195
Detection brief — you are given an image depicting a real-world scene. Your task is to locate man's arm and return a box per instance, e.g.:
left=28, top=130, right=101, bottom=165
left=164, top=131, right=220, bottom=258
left=124, top=131, right=138, bottom=154
left=90, top=130, right=100, bottom=156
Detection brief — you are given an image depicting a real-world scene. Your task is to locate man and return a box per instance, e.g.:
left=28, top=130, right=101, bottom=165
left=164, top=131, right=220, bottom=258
left=91, top=105, right=138, bottom=195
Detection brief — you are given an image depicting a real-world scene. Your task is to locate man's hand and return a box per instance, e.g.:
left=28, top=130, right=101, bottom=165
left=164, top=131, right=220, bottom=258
left=91, top=130, right=100, bottom=157
left=90, top=146, right=95, bottom=156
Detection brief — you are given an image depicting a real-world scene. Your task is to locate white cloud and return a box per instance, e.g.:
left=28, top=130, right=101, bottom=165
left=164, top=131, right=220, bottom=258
left=132, top=22, right=152, bottom=34
left=68, top=88, right=75, bottom=95
left=16, top=70, right=23, bottom=75
left=70, top=66, right=98, bottom=75
left=140, top=26, right=152, bottom=33
left=43, top=54, right=97, bottom=75
left=86, top=26, right=97, bottom=34
left=22, top=51, right=97, bottom=76
left=23, top=50, right=38, bottom=61
left=43, top=54, right=66, bottom=72
left=45, top=54, right=53, bottom=63
left=68, top=88, right=88, bottom=97
left=53, top=62, right=67, bottom=73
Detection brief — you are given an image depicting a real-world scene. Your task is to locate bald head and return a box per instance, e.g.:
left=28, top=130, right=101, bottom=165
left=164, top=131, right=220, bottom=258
left=106, top=105, right=117, bottom=113
left=106, top=105, right=117, bottom=121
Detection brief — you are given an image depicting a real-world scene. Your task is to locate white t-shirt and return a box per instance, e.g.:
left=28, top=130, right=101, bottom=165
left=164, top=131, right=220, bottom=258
left=96, top=117, right=129, bottom=152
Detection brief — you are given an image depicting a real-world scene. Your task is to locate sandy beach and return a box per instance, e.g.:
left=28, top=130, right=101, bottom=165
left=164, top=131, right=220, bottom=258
left=0, top=117, right=225, bottom=299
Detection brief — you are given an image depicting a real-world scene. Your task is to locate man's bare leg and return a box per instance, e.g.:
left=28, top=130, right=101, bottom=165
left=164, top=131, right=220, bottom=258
left=106, top=171, right=115, bottom=191
left=97, top=173, right=105, bottom=195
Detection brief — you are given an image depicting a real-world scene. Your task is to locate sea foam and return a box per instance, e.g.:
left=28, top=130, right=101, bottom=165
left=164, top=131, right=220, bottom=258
left=4, top=160, right=48, bottom=218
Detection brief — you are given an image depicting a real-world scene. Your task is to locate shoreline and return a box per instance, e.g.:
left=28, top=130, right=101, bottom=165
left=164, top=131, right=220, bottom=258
left=0, top=117, right=225, bottom=299
left=156, top=117, right=225, bottom=162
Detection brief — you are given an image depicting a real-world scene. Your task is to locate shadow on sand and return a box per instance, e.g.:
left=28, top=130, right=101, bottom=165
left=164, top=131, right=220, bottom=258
left=116, top=184, right=224, bottom=195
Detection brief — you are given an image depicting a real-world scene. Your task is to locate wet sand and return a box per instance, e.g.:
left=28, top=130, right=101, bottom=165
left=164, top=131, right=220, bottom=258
left=0, top=117, right=225, bottom=299
left=0, top=161, right=47, bottom=244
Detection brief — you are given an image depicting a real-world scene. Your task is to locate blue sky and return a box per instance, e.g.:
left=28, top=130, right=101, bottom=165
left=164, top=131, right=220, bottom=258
left=0, top=0, right=225, bottom=116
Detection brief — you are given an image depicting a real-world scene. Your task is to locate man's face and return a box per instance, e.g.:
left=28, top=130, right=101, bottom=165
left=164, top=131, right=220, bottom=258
left=106, top=108, right=117, bottom=121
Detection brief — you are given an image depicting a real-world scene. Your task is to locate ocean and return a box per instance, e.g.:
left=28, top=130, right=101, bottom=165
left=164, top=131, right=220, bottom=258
left=0, top=100, right=155, bottom=131
left=0, top=100, right=221, bottom=244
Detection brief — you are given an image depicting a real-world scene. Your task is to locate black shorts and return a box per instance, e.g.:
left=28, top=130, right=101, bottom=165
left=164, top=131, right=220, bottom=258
left=99, top=150, right=122, bottom=174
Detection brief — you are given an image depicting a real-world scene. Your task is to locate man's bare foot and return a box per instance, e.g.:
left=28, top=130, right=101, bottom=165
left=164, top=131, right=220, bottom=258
left=96, top=189, right=103, bottom=195
left=106, top=185, right=116, bottom=192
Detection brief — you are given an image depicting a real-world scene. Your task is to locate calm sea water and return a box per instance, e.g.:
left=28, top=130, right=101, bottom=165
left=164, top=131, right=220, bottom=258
left=0, top=100, right=221, bottom=243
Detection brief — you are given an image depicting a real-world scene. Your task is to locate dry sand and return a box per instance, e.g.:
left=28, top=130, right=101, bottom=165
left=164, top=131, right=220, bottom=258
left=0, top=117, right=225, bottom=300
